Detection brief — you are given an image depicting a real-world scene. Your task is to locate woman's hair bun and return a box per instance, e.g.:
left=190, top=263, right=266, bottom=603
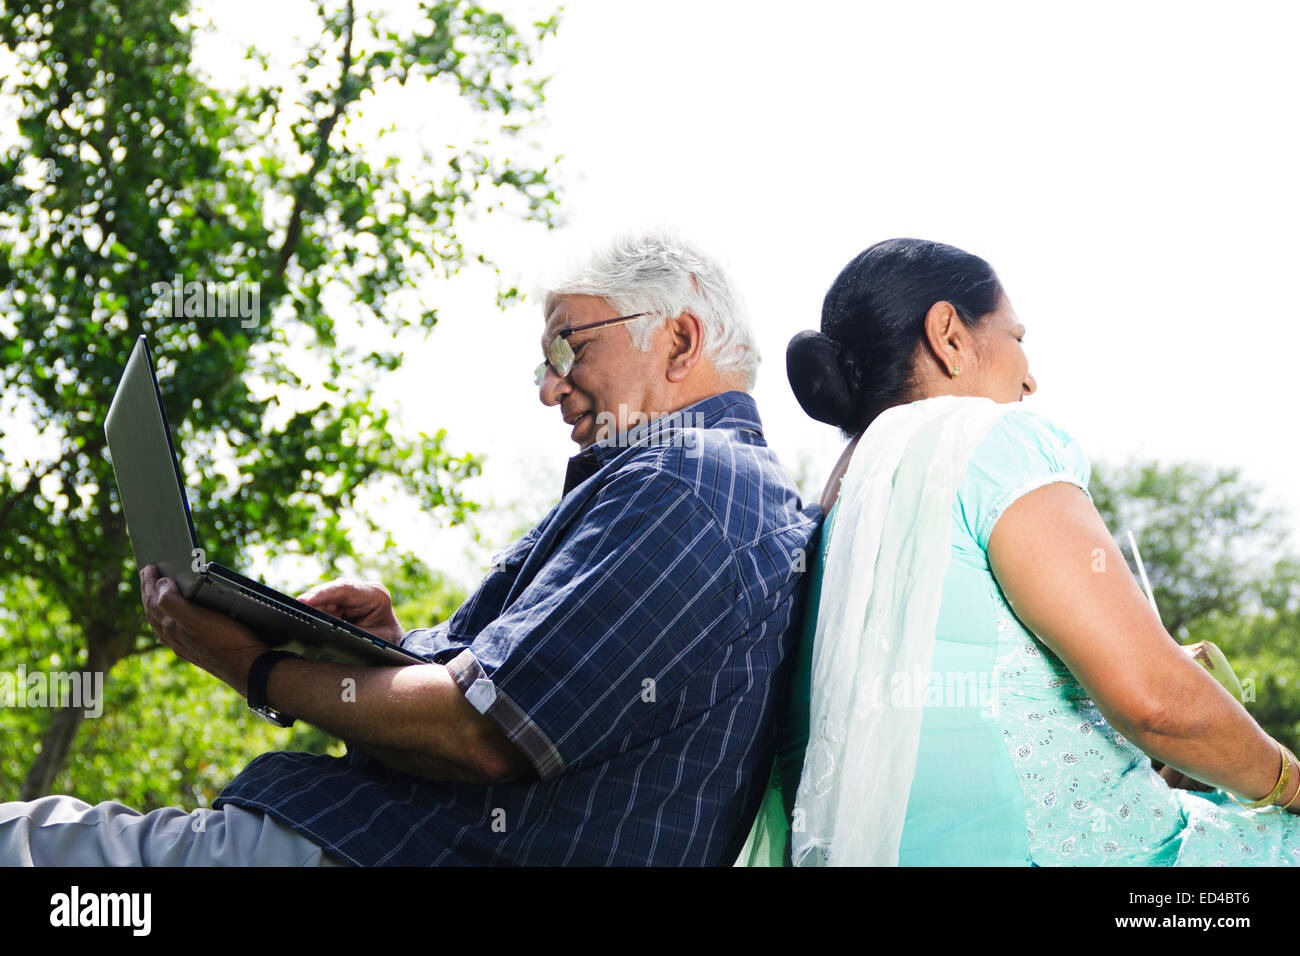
left=788, top=238, right=1002, bottom=437
left=786, top=329, right=860, bottom=431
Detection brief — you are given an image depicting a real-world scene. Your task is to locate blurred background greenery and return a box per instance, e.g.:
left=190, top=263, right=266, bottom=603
left=1090, top=462, right=1300, bottom=747
left=0, top=559, right=467, bottom=808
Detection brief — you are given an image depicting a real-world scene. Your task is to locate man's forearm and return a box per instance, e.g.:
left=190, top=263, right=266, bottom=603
left=349, top=740, right=496, bottom=783
left=139, top=566, right=531, bottom=785
left=262, top=657, right=530, bottom=784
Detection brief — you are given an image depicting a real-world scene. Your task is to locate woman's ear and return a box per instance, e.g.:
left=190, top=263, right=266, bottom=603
left=922, top=301, right=969, bottom=378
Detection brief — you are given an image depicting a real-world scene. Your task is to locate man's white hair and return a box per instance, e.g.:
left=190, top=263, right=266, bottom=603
left=543, top=228, right=760, bottom=391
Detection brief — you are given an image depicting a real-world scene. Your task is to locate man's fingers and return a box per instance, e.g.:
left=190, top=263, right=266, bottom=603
left=153, top=575, right=194, bottom=623
left=140, top=565, right=166, bottom=631
left=140, top=566, right=189, bottom=628
left=297, top=580, right=358, bottom=606
left=140, top=564, right=158, bottom=608
left=298, top=590, right=347, bottom=616
left=140, top=570, right=202, bottom=651
left=298, top=579, right=389, bottom=614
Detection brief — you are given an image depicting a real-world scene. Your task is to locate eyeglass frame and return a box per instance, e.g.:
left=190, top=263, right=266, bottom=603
left=533, top=311, right=651, bottom=387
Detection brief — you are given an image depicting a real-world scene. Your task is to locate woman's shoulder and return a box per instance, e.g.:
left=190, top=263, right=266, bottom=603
left=956, top=404, right=1093, bottom=552
left=1000, top=403, right=1079, bottom=441
left=972, top=405, right=1087, bottom=469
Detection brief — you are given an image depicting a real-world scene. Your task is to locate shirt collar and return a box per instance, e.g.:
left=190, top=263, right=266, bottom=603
left=562, top=390, right=763, bottom=496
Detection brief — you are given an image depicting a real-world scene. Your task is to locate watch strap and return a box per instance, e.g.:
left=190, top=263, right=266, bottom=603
left=247, top=649, right=300, bottom=727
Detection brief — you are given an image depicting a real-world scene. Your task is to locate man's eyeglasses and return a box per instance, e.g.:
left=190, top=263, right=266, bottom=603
left=533, top=312, right=650, bottom=387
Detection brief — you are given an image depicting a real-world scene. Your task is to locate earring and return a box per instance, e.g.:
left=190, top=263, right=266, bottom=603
left=951, top=365, right=961, bottom=379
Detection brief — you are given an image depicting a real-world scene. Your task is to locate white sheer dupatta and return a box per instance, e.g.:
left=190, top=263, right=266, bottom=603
left=791, top=395, right=1019, bottom=867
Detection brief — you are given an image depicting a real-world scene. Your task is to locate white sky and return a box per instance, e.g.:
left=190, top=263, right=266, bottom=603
left=394, top=0, right=1300, bottom=587
left=14, top=1, right=1300, bottom=591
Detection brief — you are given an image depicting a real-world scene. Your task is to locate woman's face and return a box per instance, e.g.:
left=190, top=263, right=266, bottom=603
left=972, top=295, right=1037, bottom=402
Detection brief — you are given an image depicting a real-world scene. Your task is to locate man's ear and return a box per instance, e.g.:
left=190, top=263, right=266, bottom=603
left=664, top=311, right=704, bottom=383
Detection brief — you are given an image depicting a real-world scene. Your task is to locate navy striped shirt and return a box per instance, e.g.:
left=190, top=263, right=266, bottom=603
left=215, top=390, right=822, bottom=865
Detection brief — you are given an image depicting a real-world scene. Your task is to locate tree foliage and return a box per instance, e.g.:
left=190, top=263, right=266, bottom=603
left=1091, top=460, right=1300, bottom=744
left=0, top=0, right=558, bottom=798
left=0, top=560, right=466, bottom=807
left=1090, top=461, right=1288, bottom=638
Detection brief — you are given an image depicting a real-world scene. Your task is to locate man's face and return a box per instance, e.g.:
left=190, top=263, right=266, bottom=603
left=538, top=294, right=665, bottom=450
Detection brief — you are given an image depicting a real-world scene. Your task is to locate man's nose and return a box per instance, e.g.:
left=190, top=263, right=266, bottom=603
left=539, top=365, right=570, bottom=406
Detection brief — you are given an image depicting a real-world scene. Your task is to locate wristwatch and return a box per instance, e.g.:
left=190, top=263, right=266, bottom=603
left=247, top=650, right=301, bottom=728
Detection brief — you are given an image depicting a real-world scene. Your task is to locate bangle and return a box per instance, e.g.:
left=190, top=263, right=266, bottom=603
left=1227, top=739, right=1292, bottom=811
left=1283, top=747, right=1300, bottom=812
left=1272, top=744, right=1299, bottom=809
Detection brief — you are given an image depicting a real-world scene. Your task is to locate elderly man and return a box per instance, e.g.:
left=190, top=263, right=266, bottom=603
left=0, top=229, right=821, bottom=866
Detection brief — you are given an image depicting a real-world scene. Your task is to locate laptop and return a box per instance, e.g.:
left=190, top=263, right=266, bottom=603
left=104, top=335, right=425, bottom=667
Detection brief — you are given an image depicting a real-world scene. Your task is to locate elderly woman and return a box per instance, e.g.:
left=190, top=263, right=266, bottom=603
left=745, top=238, right=1300, bottom=866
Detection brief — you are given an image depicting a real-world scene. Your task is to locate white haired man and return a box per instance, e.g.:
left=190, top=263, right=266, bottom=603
left=0, top=230, right=822, bottom=866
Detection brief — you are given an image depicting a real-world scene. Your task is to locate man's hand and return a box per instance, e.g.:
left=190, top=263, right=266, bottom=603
left=140, top=569, right=529, bottom=783
left=140, top=565, right=268, bottom=696
left=297, top=579, right=405, bottom=644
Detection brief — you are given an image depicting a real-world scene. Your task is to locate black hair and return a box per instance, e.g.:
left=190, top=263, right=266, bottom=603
left=787, top=238, right=1004, bottom=437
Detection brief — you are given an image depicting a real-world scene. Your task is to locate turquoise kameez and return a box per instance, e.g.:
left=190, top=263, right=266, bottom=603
left=743, top=408, right=1300, bottom=865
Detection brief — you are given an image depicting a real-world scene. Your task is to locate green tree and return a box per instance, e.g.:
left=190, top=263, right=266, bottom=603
left=1090, top=461, right=1289, bottom=638
left=1186, top=560, right=1300, bottom=746
left=1091, top=460, right=1300, bottom=744
left=0, top=556, right=467, bottom=807
left=0, top=0, right=558, bottom=799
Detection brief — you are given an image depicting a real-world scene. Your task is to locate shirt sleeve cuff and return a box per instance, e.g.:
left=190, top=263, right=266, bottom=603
left=443, top=649, right=566, bottom=782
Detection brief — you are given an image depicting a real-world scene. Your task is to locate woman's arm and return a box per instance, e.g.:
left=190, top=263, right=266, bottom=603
left=987, top=481, right=1300, bottom=811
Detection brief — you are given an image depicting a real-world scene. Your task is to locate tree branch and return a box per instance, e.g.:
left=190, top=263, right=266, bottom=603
left=274, top=0, right=355, bottom=280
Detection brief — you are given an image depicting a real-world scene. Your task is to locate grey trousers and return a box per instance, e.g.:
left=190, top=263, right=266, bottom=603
left=0, top=795, right=346, bottom=866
